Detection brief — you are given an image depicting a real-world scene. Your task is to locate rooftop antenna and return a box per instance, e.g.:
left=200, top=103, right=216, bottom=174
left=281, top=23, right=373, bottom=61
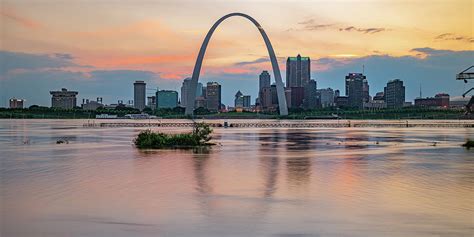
left=362, top=64, right=365, bottom=74
left=419, top=84, right=422, bottom=98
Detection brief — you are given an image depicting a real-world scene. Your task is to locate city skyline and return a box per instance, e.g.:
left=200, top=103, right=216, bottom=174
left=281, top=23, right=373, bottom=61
left=1, top=0, right=473, bottom=107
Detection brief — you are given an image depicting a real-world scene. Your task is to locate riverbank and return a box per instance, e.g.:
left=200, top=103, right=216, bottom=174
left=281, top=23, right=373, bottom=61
left=1, top=107, right=472, bottom=120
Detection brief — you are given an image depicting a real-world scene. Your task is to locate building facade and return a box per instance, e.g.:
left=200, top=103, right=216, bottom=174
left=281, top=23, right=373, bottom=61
left=259, top=71, right=271, bottom=91
left=318, top=88, right=335, bottom=108
left=147, top=96, right=156, bottom=109
left=303, top=79, right=318, bottom=109
left=9, top=98, right=24, bottom=109
left=384, top=79, right=405, bottom=109
left=81, top=98, right=103, bottom=111
left=290, top=87, right=305, bottom=108
left=50, top=88, right=78, bottom=109
left=206, top=82, right=221, bottom=112
left=286, top=54, right=310, bottom=88
left=180, top=78, right=202, bottom=108
left=133, top=80, right=146, bottom=111
left=415, top=93, right=450, bottom=108
left=345, top=73, right=366, bottom=109
left=156, top=90, right=178, bottom=109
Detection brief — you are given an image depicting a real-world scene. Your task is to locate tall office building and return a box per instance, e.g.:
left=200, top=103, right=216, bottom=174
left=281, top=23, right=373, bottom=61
left=286, top=54, right=310, bottom=88
left=303, top=79, right=317, bottom=109
left=156, top=90, right=178, bottom=109
left=133, top=80, right=146, bottom=111
left=384, top=79, right=405, bottom=109
left=363, top=79, right=370, bottom=103
left=206, top=82, right=221, bottom=112
left=259, top=71, right=271, bottom=90
left=345, top=73, right=366, bottom=109
left=180, top=78, right=203, bottom=108
left=235, top=90, right=244, bottom=108
left=303, top=80, right=319, bottom=109
left=234, top=91, right=251, bottom=109
left=50, top=88, right=78, bottom=109
left=180, top=78, right=191, bottom=108
left=259, top=87, right=273, bottom=111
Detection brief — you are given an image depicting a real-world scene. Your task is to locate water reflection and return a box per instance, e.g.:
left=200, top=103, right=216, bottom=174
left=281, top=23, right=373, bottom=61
left=1, top=120, right=473, bottom=237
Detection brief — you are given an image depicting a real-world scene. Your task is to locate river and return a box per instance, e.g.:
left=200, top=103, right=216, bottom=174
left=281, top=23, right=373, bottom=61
left=1, top=119, right=473, bottom=237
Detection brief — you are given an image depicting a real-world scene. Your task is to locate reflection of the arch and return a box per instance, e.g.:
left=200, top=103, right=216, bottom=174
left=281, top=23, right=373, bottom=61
left=189, top=129, right=287, bottom=233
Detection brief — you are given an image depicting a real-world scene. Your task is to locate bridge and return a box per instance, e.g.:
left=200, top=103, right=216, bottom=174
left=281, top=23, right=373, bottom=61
left=185, top=13, right=288, bottom=116
left=85, top=120, right=474, bottom=128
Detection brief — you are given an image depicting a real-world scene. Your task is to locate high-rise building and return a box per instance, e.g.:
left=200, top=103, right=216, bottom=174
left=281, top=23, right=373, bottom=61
left=318, top=88, right=335, bottom=108
left=9, top=98, right=24, bottom=109
left=286, top=54, right=310, bottom=87
left=345, top=73, right=366, bottom=109
left=133, top=80, right=146, bottom=111
left=156, top=90, right=178, bottom=109
left=304, top=79, right=317, bottom=109
left=196, top=82, right=203, bottom=97
left=290, top=87, right=305, bottom=108
left=235, top=90, right=244, bottom=108
left=363, top=79, right=370, bottom=103
left=234, top=91, right=251, bottom=109
left=180, top=78, right=202, bottom=108
left=259, top=71, right=271, bottom=90
left=206, top=82, right=221, bottom=112
left=384, top=79, right=405, bottom=109
left=259, top=87, right=273, bottom=111
left=242, top=95, right=251, bottom=108
left=50, top=88, right=78, bottom=109
left=180, top=78, right=191, bottom=108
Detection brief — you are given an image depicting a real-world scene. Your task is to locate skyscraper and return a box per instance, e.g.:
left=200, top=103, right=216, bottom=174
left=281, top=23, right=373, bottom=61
left=345, top=73, right=366, bottom=109
left=303, top=79, right=317, bottom=109
left=286, top=54, right=310, bottom=88
left=50, top=88, right=78, bottom=109
left=180, top=78, right=191, bottom=108
left=133, top=80, right=146, bottom=111
left=206, top=82, right=221, bottom=112
left=180, top=78, right=202, bottom=108
left=234, top=91, right=251, bottom=110
left=384, top=79, right=405, bottom=109
left=235, top=90, right=244, bottom=108
left=363, top=79, right=370, bottom=103
left=259, top=71, right=271, bottom=90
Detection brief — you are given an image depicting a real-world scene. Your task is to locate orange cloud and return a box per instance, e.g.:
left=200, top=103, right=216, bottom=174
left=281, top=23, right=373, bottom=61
left=82, top=54, right=195, bottom=68
left=0, top=8, right=42, bottom=29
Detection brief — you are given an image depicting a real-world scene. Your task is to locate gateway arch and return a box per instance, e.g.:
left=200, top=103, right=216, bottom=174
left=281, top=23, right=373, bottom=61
left=185, top=12, right=288, bottom=116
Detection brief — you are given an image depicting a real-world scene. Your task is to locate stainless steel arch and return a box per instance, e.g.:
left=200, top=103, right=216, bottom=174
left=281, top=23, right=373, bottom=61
left=185, top=12, right=288, bottom=116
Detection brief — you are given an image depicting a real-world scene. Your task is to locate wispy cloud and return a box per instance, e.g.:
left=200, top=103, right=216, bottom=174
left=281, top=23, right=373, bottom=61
left=435, top=33, right=473, bottom=43
left=338, top=26, right=386, bottom=34
left=234, top=57, right=269, bottom=66
left=295, top=19, right=387, bottom=34
left=0, top=8, right=42, bottom=29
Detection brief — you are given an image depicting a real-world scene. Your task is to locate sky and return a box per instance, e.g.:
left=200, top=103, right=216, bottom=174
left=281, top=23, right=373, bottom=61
left=0, top=0, right=473, bottom=107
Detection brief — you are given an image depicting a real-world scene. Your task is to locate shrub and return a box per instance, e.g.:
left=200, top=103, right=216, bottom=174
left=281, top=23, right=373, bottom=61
left=134, top=122, right=213, bottom=149
left=462, top=139, right=474, bottom=149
